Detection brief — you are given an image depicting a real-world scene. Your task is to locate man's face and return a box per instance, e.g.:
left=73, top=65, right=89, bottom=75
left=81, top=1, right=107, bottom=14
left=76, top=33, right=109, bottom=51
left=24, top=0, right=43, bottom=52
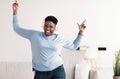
left=43, top=21, right=56, bottom=36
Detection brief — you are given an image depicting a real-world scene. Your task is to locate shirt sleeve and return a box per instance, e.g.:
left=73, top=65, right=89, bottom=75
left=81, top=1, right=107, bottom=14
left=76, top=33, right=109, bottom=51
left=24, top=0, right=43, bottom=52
left=13, top=15, right=35, bottom=39
left=63, top=35, right=82, bottom=50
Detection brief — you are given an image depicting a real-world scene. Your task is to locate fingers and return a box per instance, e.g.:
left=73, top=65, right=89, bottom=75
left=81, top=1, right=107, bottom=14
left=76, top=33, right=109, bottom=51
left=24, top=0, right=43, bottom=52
left=15, top=0, right=17, bottom=3
left=77, top=20, right=86, bottom=29
left=77, top=19, right=86, bottom=26
left=83, top=25, right=86, bottom=29
left=14, top=0, right=18, bottom=5
left=12, top=0, right=18, bottom=11
left=81, top=20, right=86, bottom=24
left=77, top=23, right=80, bottom=26
left=13, top=0, right=18, bottom=6
left=15, top=0, right=18, bottom=5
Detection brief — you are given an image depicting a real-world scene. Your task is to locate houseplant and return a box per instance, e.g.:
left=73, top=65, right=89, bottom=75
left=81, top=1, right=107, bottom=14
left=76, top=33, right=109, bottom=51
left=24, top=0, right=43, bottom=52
left=113, top=50, right=120, bottom=79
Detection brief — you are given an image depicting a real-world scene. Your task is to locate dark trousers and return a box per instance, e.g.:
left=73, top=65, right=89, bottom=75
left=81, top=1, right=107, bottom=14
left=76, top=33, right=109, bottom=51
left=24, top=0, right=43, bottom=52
left=34, top=65, right=66, bottom=79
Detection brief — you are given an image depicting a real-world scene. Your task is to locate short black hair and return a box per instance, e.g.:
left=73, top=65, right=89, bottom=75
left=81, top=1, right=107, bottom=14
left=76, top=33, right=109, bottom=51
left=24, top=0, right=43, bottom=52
left=45, top=16, right=58, bottom=25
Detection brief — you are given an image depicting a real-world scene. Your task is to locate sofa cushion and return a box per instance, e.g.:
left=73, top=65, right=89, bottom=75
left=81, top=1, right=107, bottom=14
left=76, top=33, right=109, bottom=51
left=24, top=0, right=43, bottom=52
left=75, top=62, right=91, bottom=79
left=89, top=68, right=114, bottom=79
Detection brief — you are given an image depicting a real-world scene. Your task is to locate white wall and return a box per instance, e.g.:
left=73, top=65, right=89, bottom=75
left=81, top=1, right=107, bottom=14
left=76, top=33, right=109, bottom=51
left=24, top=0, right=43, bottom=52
left=0, top=0, right=120, bottom=61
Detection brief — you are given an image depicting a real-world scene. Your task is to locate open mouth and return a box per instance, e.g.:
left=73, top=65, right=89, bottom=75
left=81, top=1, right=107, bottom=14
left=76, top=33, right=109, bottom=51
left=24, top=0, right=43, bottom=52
left=45, top=30, right=51, bottom=36
left=46, top=30, right=50, bottom=33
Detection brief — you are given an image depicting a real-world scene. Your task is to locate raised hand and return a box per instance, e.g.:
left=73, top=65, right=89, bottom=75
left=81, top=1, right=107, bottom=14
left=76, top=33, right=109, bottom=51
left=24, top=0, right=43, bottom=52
left=12, top=0, right=18, bottom=15
left=77, top=20, right=86, bottom=35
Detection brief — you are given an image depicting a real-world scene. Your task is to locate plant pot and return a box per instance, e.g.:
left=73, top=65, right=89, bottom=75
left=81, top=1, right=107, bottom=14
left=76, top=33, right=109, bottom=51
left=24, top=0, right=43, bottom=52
left=113, top=76, right=120, bottom=79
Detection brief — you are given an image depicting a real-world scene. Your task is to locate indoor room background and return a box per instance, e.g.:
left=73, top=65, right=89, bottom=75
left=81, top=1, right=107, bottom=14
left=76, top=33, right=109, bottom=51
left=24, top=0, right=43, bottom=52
left=0, top=0, right=120, bottom=62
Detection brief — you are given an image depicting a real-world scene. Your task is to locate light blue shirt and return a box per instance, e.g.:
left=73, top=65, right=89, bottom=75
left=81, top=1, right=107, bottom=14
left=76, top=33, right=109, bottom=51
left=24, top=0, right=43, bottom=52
left=13, top=15, right=82, bottom=71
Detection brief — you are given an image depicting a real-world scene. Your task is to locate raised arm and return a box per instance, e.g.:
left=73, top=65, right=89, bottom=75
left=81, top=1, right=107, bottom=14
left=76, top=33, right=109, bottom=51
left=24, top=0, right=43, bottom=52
left=12, top=0, right=35, bottom=39
left=12, top=0, right=18, bottom=15
left=63, top=20, right=86, bottom=50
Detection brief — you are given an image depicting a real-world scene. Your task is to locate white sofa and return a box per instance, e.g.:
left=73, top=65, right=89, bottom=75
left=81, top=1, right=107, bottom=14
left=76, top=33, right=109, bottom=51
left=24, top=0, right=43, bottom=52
left=0, top=48, right=114, bottom=79
left=89, top=51, right=114, bottom=79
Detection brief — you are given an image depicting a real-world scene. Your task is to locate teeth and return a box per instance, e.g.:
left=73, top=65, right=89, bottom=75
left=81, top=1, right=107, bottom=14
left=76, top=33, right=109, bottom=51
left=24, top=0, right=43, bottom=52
left=46, top=31, right=50, bottom=33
